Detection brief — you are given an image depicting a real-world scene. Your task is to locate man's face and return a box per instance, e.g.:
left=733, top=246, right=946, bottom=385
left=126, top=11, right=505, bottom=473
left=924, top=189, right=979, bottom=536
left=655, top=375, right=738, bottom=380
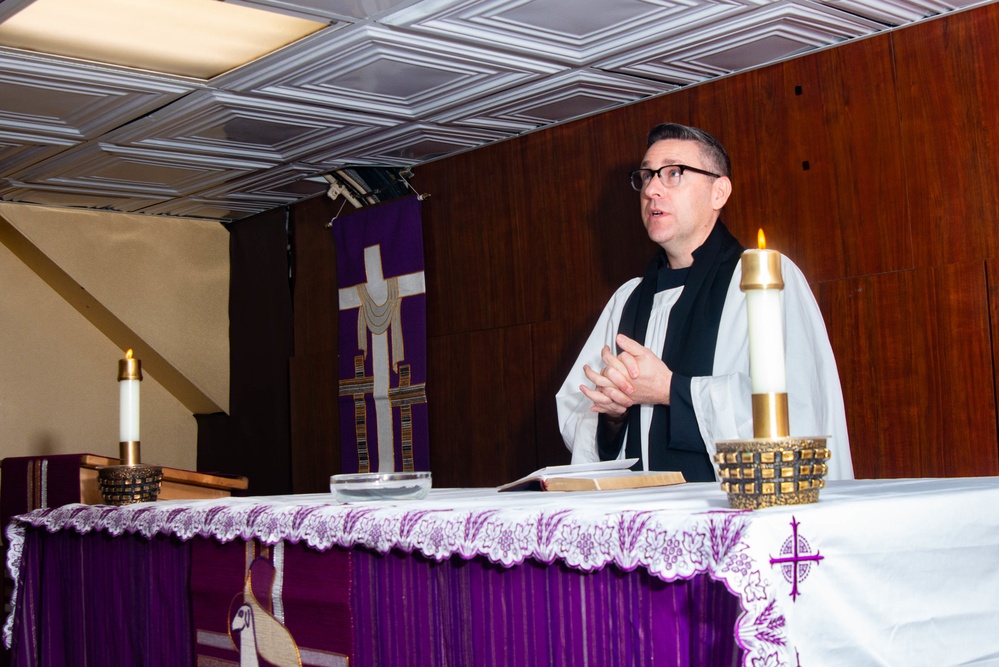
left=638, top=139, right=731, bottom=257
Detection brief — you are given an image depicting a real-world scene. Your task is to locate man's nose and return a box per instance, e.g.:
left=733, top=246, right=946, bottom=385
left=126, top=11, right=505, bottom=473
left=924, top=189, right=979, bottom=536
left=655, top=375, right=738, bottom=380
left=643, top=176, right=666, bottom=197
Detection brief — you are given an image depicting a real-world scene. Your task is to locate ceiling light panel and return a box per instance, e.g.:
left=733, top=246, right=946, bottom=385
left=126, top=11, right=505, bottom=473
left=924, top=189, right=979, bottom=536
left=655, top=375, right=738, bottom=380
left=0, top=0, right=329, bottom=78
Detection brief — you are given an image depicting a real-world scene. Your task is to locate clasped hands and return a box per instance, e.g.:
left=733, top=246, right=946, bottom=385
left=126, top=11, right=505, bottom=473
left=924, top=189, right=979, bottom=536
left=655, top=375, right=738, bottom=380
left=580, top=333, right=672, bottom=419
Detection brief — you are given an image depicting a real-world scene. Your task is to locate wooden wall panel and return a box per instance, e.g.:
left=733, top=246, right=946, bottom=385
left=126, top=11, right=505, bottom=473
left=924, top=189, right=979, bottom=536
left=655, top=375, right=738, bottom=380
left=817, top=262, right=998, bottom=478
left=427, top=324, right=537, bottom=488
left=714, top=35, right=909, bottom=283
left=988, top=260, right=999, bottom=461
left=668, top=70, right=775, bottom=251
left=531, top=318, right=583, bottom=468
left=509, top=121, right=647, bottom=328
left=895, top=2, right=999, bottom=268
left=289, top=196, right=340, bottom=493
left=288, top=360, right=338, bottom=492
left=416, top=140, right=525, bottom=337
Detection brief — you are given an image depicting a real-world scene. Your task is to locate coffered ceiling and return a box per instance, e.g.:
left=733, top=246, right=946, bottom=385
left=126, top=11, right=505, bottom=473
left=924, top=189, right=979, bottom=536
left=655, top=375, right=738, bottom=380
left=0, top=0, right=990, bottom=222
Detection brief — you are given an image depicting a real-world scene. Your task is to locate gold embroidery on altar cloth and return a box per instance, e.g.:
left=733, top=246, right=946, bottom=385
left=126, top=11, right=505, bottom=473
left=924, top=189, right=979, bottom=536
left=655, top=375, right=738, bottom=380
left=356, top=277, right=405, bottom=371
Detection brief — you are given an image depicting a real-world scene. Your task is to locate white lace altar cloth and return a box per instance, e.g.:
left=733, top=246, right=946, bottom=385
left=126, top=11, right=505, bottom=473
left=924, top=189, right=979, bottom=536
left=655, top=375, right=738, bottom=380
left=7, top=478, right=999, bottom=666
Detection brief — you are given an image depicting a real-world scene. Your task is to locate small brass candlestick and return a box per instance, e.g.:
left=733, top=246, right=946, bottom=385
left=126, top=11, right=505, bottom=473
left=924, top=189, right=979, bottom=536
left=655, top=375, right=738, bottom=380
left=97, top=353, right=162, bottom=505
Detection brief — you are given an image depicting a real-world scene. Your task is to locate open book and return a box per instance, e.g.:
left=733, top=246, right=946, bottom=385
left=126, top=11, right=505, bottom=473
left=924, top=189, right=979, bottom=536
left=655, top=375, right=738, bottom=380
left=497, top=458, right=685, bottom=492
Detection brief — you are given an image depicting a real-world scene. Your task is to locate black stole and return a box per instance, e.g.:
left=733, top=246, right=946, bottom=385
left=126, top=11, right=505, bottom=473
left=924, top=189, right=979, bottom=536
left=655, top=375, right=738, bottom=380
left=598, top=222, right=744, bottom=473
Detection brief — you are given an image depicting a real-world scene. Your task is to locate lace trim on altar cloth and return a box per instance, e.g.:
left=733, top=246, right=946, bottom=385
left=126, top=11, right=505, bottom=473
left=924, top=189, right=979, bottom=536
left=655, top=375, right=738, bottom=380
left=2, top=494, right=788, bottom=666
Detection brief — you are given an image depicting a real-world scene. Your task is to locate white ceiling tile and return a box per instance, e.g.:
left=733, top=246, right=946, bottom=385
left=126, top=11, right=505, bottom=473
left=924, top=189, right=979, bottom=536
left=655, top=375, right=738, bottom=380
left=218, top=23, right=565, bottom=118
left=0, top=131, right=77, bottom=175
left=0, top=182, right=171, bottom=213
left=0, top=53, right=194, bottom=140
left=11, top=143, right=271, bottom=197
left=596, top=1, right=888, bottom=84
left=135, top=197, right=274, bottom=221
left=382, top=0, right=755, bottom=64
left=99, top=89, right=397, bottom=162
left=196, top=163, right=331, bottom=202
left=816, top=0, right=985, bottom=25
left=228, top=0, right=417, bottom=21
left=430, top=69, right=676, bottom=131
left=304, top=122, right=511, bottom=165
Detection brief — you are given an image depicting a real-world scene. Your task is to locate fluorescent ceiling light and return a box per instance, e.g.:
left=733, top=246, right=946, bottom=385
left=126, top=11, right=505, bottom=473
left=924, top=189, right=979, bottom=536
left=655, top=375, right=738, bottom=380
left=0, top=0, right=327, bottom=79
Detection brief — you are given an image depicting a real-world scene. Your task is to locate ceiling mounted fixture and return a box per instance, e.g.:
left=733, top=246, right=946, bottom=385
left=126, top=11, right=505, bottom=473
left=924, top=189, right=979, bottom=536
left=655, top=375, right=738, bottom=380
left=323, top=167, right=428, bottom=212
left=0, top=0, right=328, bottom=79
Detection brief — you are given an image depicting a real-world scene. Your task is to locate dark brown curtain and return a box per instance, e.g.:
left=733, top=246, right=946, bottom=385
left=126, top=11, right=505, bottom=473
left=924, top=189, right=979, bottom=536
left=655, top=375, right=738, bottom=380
left=198, top=207, right=294, bottom=495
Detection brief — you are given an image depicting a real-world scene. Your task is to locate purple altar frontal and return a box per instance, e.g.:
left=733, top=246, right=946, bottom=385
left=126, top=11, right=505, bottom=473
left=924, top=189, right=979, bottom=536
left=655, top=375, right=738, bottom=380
left=8, top=479, right=999, bottom=666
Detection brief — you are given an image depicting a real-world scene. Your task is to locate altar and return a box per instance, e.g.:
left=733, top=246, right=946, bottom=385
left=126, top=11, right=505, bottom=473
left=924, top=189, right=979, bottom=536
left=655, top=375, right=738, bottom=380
left=6, top=478, right=999, bottom=666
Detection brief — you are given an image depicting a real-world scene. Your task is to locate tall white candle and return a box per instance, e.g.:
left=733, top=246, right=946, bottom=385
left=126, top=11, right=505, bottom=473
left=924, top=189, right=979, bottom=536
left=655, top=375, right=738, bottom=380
left=118, top=349, right=142, bottom=443
left=745, top=288, right=786, bottom=393
left=741, top=230, right=787, bottom=394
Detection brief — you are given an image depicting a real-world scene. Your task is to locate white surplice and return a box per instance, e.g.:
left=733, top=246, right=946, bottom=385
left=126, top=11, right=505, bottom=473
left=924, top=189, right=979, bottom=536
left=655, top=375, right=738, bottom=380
left=556, top=254, right=854, bottom=480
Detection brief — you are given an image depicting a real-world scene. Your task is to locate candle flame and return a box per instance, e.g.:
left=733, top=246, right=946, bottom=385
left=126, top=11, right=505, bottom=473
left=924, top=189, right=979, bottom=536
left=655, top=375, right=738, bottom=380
left=757, top=228, right=767, bottom=250
left=125, top=349, right=133, bottom=360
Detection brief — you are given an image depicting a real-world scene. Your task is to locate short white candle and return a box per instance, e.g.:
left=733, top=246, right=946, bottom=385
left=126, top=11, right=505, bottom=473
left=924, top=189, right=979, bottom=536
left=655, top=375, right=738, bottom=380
left=119, top=349, right=141, bottom=442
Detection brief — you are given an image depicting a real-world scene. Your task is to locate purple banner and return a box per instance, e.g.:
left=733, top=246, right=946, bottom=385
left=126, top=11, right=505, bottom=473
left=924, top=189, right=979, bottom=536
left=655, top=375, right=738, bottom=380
left=332, top=195, right=428, bottom=474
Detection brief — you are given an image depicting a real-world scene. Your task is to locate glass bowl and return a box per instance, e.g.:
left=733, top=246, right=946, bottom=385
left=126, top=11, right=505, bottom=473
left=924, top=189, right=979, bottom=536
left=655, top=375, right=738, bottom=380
left=330, top=471, right=432, bottom=502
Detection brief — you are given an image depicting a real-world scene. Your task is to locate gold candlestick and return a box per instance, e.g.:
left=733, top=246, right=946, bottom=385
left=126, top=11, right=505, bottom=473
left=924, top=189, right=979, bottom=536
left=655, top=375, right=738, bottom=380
left=98, top=349, right=162, bottom=505
left=751, top=393, right=789, bottom=439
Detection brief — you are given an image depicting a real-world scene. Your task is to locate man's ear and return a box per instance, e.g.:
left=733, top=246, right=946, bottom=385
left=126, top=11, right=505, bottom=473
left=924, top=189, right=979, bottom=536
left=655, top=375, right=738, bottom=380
left=711, top=176, right=732, bottom=210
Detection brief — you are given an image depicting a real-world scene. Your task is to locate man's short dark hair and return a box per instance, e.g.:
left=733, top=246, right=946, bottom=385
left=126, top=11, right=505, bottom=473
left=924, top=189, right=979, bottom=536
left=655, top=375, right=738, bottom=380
left=646, top=123, right=731, bottom=178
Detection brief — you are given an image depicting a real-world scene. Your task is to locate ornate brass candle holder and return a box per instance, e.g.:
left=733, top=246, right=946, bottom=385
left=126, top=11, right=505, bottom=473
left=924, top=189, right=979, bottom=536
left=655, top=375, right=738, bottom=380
left=97, top=441, right=162, bottom=505
left=715, top=437, right=830, bottom=510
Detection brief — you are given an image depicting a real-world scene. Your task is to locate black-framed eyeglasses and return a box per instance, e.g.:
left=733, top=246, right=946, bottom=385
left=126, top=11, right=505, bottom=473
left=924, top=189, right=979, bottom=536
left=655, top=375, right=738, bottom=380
left=629, top=164, right=721, bottom=191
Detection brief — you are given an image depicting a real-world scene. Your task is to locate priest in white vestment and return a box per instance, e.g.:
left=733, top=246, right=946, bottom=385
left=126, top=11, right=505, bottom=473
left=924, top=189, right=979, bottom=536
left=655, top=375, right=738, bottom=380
left=556, top=123, right=853, bottom=482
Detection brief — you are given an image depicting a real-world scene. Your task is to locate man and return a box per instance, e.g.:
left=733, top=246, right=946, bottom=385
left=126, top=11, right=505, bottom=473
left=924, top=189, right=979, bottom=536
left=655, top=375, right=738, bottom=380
left=556, top=123, right=853, bottom=482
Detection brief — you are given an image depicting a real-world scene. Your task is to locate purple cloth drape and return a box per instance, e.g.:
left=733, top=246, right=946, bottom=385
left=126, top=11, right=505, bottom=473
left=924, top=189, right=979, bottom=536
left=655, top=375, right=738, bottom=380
left=351, top=548, right=742, bottom=666
left=1, top=455, right=90, bottom=539
left=11, top=527, right=741, bottom=666
left=11, top=526, right=192, bottom=666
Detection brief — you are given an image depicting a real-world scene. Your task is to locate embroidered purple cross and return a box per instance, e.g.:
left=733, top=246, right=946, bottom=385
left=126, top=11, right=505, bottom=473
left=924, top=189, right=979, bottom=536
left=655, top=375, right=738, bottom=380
left=770, top=516, right=823, bottom=601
